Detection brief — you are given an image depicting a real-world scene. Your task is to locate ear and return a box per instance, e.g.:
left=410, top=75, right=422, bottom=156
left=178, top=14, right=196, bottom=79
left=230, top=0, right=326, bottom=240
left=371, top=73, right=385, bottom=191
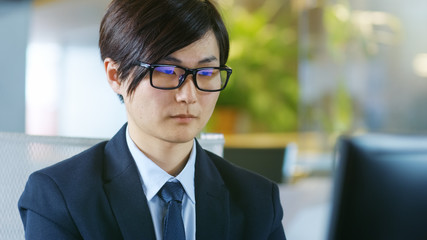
left=104, top=58, right=125, bottom=96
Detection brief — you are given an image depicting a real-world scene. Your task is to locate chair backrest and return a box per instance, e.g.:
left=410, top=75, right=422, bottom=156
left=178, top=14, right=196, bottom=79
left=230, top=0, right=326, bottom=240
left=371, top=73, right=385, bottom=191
left=0, top=132, right=105, bottom=240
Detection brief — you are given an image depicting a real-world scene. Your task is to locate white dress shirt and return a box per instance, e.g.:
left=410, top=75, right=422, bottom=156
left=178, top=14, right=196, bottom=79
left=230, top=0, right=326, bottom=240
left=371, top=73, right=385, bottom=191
left=126, top=127, right=196, bottom=240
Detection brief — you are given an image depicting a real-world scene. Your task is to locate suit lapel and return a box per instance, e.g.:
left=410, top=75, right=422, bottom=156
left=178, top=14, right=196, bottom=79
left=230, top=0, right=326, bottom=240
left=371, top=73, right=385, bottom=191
left=194, top=141, right=230, bottom=240
left=101, top=126, right=230, bottom=239
left=102, top=124, right=156, bottom=240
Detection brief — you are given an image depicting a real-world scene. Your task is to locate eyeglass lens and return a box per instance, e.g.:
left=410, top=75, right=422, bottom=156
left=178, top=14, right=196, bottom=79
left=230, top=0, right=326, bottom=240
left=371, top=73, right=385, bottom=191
left=151, top=66, right=227, bottom=91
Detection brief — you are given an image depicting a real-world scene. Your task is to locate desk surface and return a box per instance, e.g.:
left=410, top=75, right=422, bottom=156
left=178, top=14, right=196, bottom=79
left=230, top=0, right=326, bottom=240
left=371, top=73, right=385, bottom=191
left=224, top=132, right=323, bottom=149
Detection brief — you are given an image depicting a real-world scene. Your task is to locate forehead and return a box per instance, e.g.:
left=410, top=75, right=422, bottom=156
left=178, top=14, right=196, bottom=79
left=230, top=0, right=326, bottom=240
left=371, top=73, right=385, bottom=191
left=165, top=31, right=220, bottom=64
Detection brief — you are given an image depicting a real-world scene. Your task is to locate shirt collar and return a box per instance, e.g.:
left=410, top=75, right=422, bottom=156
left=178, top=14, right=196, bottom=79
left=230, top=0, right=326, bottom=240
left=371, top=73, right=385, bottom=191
left=125, top=126, right=196, bottom=203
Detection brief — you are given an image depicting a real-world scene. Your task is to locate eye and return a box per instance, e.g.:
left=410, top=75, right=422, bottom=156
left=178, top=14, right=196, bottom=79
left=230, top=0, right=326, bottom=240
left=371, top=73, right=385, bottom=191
left=154, top=66, right=176, bottom=75
left=198, top=69, right=214, bottom=76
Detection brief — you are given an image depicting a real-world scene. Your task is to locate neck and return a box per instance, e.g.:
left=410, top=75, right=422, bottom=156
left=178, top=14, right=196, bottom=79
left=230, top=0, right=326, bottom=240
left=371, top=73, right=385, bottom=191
left=129, top=129, right=194, bottom=177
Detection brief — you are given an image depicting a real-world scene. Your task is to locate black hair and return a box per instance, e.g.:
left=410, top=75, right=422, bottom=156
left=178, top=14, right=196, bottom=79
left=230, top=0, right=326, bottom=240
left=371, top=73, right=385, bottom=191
left=99, top=0, right=229, bottom=99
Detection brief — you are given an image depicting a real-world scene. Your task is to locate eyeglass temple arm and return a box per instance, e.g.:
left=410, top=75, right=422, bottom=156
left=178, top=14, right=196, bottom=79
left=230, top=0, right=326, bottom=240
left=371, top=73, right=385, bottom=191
left=138, top=62, right=150, bottom=68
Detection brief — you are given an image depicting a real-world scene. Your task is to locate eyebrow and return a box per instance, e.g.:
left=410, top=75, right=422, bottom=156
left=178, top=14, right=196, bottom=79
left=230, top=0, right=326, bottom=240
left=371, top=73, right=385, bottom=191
left=163, top=55, right=218, bottom=64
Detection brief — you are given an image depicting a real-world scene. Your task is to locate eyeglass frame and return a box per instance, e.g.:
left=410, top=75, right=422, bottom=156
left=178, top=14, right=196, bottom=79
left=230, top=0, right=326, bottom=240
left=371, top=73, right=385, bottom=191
left=136, top=61, right=232, bottom=92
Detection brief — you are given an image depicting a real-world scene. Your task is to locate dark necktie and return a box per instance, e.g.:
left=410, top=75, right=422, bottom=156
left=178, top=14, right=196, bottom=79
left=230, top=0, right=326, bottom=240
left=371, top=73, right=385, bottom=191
left=158, top=181, right=186, bottom=240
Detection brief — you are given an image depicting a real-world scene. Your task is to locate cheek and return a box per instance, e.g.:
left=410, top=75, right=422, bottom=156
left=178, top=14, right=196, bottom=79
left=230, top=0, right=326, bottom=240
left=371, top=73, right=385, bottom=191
left=126, top=84, right=157, bottom=115
left=138, top=88, right=176, bottom=117
left=201, top=93, right=220, bottom=114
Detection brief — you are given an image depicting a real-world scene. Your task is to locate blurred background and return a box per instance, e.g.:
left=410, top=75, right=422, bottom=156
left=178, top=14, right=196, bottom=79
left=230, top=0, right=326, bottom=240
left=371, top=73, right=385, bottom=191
left=1, top=0, right=427, bottom=239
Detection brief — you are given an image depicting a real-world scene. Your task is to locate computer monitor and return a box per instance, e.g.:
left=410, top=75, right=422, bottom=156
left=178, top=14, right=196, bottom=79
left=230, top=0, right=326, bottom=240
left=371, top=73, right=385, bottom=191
left=327, top=134, right=427, bottom=240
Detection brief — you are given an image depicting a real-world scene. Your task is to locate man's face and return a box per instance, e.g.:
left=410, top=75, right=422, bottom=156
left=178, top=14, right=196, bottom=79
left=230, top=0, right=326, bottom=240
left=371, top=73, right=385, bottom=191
left=121, top=30, right=221, bottom=145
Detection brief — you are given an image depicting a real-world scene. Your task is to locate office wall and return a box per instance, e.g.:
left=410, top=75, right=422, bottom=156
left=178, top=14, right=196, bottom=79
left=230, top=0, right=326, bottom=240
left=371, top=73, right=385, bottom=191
left=0, top=0, right=31, bottom=132
left=26, top=0, right=127, bottom=138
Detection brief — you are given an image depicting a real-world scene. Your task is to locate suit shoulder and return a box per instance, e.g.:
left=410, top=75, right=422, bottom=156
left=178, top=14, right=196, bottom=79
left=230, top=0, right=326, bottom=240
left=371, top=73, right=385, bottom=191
left=36, top=141, right=108, bottom=184
left=21, top=141, right=109, bottom=214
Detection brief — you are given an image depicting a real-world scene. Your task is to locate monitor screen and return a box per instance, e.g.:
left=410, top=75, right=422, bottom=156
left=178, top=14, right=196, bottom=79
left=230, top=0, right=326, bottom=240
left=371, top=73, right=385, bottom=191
left=327, top=134, right=427, bottom=240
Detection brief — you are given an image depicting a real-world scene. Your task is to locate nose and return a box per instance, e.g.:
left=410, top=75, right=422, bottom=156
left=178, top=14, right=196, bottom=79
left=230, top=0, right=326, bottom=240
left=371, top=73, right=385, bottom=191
left=175, top=74, right=197, bottom=104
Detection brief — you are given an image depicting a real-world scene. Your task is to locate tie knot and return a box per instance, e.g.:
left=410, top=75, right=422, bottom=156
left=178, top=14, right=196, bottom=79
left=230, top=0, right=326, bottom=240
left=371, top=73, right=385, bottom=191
left=158, top=181, right=185, bottom=203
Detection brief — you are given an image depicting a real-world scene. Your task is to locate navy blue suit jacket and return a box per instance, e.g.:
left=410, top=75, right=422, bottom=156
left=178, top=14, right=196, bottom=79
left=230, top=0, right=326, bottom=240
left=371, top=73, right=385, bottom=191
left=18, top=125, right=286, bottom=239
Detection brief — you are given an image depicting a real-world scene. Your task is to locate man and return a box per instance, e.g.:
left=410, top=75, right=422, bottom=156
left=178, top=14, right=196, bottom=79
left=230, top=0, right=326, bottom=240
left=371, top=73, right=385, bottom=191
left=18, top=0, right=286, bottom=239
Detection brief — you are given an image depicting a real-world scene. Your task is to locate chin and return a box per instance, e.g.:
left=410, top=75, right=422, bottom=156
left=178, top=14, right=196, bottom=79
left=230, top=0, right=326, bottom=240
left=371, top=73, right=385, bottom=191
left=166, top=137, right=195, bottom=145
left=165, top=125, right=203, bottom=142
left=163, top=132, right=197, bottom=144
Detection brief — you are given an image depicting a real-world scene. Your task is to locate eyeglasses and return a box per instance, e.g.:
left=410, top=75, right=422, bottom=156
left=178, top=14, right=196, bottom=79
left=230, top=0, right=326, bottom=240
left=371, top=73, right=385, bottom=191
left=136, top=61, right=232, bottom=92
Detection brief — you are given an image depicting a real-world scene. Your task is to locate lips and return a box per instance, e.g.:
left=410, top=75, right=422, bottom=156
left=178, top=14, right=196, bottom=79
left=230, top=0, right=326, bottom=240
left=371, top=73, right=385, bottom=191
left=170, top=114, right=198, bottom=124
left=171, top=114, right=197, bottom=119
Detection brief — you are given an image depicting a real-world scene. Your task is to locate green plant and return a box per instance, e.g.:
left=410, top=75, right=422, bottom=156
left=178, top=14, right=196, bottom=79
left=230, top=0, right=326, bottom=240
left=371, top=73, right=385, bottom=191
left=209, top=0, right=299, bottom=133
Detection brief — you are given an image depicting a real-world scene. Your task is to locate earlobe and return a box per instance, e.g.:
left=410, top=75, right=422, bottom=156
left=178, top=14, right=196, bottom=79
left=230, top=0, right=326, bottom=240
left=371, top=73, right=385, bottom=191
left=104, top=58, right=123, bottom=95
